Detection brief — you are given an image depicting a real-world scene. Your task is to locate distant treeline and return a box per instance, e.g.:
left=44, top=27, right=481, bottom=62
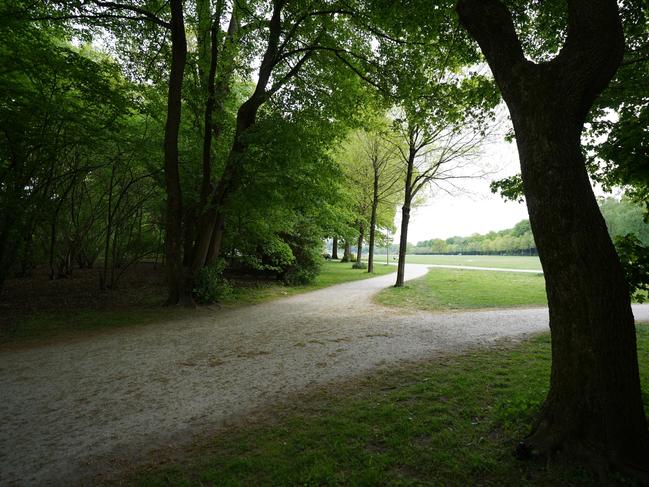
left=411, top=219, right=536, bottom=256
left=406, top=197, right=649, bottom=256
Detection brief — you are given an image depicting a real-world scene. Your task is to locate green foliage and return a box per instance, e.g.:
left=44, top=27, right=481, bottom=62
left=599, top=196, right=649, bottom=244
left=281, top=222, right=323, bottom=286
left=413, top=219, right=536, bottom=256
left=193, top=261, right=233, bottom=304
left=490, top=174, right=525, bottom=203
left=0, top=15, right=163, bottom=287
left=614, top=234, right=649, bottom=303
left=351, top=261, right=367, bottom=269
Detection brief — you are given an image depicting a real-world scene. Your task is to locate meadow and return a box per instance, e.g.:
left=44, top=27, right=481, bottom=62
left=402, top=254, right=542, bottom=271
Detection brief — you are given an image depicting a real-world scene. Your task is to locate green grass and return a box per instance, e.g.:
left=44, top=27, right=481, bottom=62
left=376, top=268, right=547, bottom=311
left=1, top=261, right=395, bottom=346
left=403, top=254, right=542, bottom=270
left=223, top=261, right=395, bottom=306
left=131, top=326, right=649, bottom=486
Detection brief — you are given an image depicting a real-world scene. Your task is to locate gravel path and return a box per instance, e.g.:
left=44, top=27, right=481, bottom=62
left=2, top=264, right=648, bottom=486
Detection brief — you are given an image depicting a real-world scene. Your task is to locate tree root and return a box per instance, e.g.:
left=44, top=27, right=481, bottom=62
left=515, top=425, right=649, bottom=485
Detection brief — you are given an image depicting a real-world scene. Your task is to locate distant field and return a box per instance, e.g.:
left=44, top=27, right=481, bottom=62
left=403, top=254, right=542, bottom=270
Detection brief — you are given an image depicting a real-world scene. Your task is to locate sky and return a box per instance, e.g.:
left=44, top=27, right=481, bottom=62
left=392, top=129, right=530, bottom=244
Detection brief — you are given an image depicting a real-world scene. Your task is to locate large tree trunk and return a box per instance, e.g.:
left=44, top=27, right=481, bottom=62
left=332, top=237, right=338, bottom=260
left=163, top=0, right=189, bottom=306
left=367, top=174, right=379, bottom=273
left=458, top=0, right=649, bottom=476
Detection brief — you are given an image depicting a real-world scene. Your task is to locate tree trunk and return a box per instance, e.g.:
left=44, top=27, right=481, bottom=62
left=332, top=237, right=338, bottom=260
left=395, top=201, right=410, bottom=287
left=205, top=212, right=225, bottom=265
left=342, top=240, right=351, bottom=262
left=163, top=0, right=190, bottom=306
left=356, top=223, right=365, bottom=266
left=182, top=205, right=196, bottom=267
left=192, top=2, right=284, bottom=275
left=458, top=0, right=649, bottom=477
left=395, top=149, right=415, bottom=287
left=367, top=174, right=379, bottom=273
left=191, top=3, right=236, bottom=276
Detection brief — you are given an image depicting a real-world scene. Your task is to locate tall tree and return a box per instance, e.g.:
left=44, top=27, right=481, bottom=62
left=392, top=117, right=484, bottom=287
left=457, top=0, right=649, bottom=477
left=359, top=128, right=402, bottom=273
left=163, top=0, right=188, bottom=305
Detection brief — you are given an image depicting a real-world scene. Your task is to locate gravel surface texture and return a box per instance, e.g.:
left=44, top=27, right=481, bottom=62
left=2, top=263, right=648, bottom=486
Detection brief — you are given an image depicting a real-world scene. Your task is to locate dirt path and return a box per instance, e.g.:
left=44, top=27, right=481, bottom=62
left=2, top=264, right=648, bottom=486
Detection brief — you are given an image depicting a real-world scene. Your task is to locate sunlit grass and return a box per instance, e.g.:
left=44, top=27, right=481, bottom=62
left=376, top=267, right=547, bottom=311
left=403, top=254, right=542, bottom=270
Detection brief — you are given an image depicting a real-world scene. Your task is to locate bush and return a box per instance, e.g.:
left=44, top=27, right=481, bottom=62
left=352, top=261, right=367, bottom=269
left=193, top=261, right=233, bottom=304
left=281, top=222, right=323, bottom=285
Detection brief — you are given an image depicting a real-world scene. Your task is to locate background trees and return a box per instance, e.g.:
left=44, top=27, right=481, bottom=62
left=0, top=14, right=164, bottom=291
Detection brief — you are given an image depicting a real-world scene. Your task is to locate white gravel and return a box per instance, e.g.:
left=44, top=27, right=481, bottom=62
left=1, top=263, right=648, bottom=486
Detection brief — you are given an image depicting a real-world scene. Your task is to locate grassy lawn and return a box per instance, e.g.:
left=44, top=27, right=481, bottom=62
left=376, top=268, right=547, bottom=312
left=227, top=261, right=395, bottom=306
left=0, top=261, right=394, bottom=347
left=130, top=326, right=649, bottom=486
left=403, top=254, right=542, bottom=270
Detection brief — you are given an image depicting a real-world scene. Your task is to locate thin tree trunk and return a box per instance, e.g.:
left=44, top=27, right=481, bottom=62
left=182, top=206, right=196, bottom=267
left=367, top=173, right=379, bottom=273
left=356, top=223, right=365, bottom=266
left=395, top=200, right=410, bottom=287
left=395, top=150, right=415, bottom=287
left=332, top=237, right=338, bottom=260
left=458, top=0, right=649, bottom=476
left=191, top=11, right=220, bottom=273
left=163, top=0, right=189, bottom=306
left=205, top=212, right=225, bottom=265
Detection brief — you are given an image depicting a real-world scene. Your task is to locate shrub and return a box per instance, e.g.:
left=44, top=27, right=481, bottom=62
left=281, top=222, right=323, bottom=285
left=193, top=261, right=233, bottom=304
left=352, top=261, right=367, bottom=270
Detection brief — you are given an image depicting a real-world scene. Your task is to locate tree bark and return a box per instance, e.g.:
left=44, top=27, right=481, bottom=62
left=332, top=237, right=338, bottom=260
left=342, top=240, right=351, bottom=262
left=356, top=223, right=365, bottom=266
left=367, top=173, right=379, bottom=273
left=163, top=0, right=190, bottom=306
left=395, top=149, right=415, bottom=287
left=395, top=201, right=410, bottom=287
left=458, top=0, right=649, bottom=476
left=205, top=211, right=225, bottom=265
left=191, top=2, right=283, bottom=272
